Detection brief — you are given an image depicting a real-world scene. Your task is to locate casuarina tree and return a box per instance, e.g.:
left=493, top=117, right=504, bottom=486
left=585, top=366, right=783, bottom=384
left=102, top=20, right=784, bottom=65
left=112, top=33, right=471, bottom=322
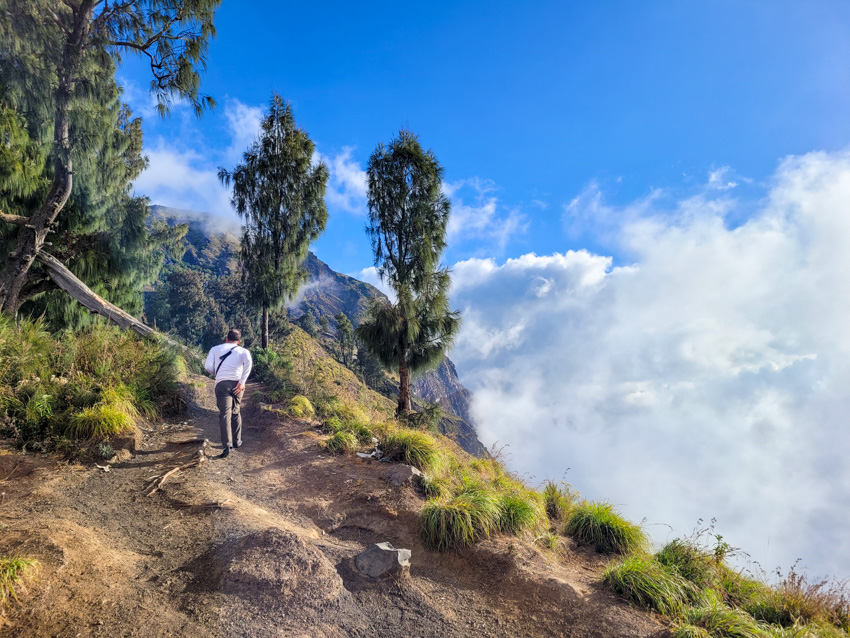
left=218, top=94, right=329, bottom=349
left=0, top=0, right=221, bottom=315
left=356, top=130, right=461, bottom=416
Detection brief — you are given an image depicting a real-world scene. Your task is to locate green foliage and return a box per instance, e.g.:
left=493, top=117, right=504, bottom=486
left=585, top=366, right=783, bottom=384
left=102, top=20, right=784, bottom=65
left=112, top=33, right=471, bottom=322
left=358, top=130, right=461, bottom=415
left=0, top=316, right=181, bottom=448
left=0, top=556, right=38, bottom=610
left=380, top=428, right=440, bottom=471
left=66, top=404, right=134, bottom=439
left=657, top=538, right=720, bottom=590
left=497, top=490, right=546, bottom=535
left=421, top=473, right=451, bottom=499
left=603, top=554, right=699, bottom=616
left=564, top=501, right=649, bottom=555
left=334, top=312, right=355, bottom=367
left=323, top=430, right=359, bottom=454
left=542, top=480, right=578, bottom=523
left=219, top=94, right=329, bottom=348
left=682, top=594, right=767, bottom=638
left=288, top=395, right=315, bottom=418
left=420, top=484, right=501, bottom=551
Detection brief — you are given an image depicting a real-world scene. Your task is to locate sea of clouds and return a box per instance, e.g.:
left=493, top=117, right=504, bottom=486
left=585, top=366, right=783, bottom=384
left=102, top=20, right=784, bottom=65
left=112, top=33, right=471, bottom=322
left=449, top=150, right=850, bottom=579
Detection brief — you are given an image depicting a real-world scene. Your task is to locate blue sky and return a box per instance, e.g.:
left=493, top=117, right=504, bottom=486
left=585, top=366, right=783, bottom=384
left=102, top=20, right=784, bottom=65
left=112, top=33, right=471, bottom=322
left=125, top=0, right=850, bottom=269
left=124, top=1, right=850, bottom=577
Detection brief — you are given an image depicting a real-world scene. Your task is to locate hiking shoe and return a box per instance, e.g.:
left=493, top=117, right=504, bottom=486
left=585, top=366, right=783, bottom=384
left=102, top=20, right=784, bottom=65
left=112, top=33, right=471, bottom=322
left=233, top=441, right=243, bottom=449
left=218, top=447, right=230, bottom=459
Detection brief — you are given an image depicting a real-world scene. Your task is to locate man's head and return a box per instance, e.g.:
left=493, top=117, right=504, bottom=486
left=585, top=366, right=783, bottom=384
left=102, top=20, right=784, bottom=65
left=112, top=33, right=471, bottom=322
left=225, top=328, right=241, bottom=343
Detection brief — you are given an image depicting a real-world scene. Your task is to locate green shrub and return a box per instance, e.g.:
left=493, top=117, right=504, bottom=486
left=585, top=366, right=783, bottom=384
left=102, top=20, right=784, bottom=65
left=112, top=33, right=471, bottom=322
left=323, top=431, right=359, bottom=454
left=66, top=404, right=134, bottom=439
left=603, top=554, right=699, bottom=616
left=288, top=395, right=315, bottom=418
left=719, top=567, right=770, bottom=609
left=565, top=501, right=649, bottom=555
left=0, top=556, right=39, bottom=609
left=420, top=485, right=500, bottom=551
left=497, top=491, right=545, bottom=535
left=657, top=538, right=719, bottom=590
left=381, top=428, right=439, bottom=471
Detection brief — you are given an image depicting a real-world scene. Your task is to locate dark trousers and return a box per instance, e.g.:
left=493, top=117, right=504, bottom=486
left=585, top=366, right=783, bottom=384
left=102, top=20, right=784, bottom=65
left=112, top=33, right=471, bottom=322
left=215, top=380, right=242, bottom=448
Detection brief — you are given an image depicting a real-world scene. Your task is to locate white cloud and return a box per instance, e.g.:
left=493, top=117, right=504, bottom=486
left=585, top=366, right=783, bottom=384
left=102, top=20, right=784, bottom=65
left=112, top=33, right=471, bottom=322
left=445, top=178, right=528, bottom=250
left=708, top=166, right=739, bottom=190
left=224, top=99, right=263, bottom=163
left=451, top=150, right=850, bottom=578
left=133, top=142, right=232, bottom=216
left=319, top=147, right=368, bottom=215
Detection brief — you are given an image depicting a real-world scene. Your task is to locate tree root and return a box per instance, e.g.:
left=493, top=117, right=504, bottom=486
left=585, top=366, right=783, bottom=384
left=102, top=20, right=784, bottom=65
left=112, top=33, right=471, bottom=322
left=144, top=443, right=207, bottom=496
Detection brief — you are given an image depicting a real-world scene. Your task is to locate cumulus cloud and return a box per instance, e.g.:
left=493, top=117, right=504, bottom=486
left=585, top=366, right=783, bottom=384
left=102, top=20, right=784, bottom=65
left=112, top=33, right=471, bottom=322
left=451, top=150, right=850, bottom=578
left=133, top=142, right=232, bottom=216
left=445, top=178, right=528, bottom=251
left=354, top=266, right=396, bottom=301
left=319, top=147, right=368, bottom=214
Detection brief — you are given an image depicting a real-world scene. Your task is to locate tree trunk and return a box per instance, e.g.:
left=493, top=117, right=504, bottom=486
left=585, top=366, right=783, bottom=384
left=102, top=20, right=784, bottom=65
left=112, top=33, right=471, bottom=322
left=397, top=333, right=411, bottom=417
left=35, top=251, right=191, bottom=356
left=262, top=303, right=269, bottom=349
left=0, top=3, right=92, bottom=314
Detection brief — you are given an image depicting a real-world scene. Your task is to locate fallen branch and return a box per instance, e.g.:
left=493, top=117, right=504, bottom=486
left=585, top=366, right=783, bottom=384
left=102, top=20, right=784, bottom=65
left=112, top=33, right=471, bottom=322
left=35, top=250, right=199, bottom=360
left=144, top=443, right=207, bottom=496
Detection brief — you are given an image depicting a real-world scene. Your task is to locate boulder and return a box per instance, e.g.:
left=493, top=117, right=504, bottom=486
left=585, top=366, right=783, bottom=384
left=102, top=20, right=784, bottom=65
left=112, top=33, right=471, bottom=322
left=354, top=542, right=411, bottom=578
left=382, top=464, right=422, bottom=487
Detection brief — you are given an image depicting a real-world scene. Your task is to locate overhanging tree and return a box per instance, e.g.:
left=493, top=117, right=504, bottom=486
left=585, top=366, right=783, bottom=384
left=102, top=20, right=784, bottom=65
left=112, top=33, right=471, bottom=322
left=218, top=94, right=329, bottom=349
left=0, top=0, right=220, bottom=314
left=355, top=130, right=461, bottom=417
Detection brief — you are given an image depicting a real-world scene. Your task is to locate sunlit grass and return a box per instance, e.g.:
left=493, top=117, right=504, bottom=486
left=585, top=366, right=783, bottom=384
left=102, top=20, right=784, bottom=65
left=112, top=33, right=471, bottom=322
left=564, top=501, right=649, bottom=555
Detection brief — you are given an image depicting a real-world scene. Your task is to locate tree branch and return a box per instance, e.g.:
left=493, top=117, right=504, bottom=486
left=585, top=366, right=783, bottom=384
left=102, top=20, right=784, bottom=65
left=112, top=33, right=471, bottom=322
left=0, top=212, right=35, bottom=229
left=46, top=6, right=70, bottom=36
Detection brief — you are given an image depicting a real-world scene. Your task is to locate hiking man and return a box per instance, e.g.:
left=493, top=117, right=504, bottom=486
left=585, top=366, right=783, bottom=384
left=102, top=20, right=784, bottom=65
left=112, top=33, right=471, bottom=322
left=204, top=328, right=253, bottom=458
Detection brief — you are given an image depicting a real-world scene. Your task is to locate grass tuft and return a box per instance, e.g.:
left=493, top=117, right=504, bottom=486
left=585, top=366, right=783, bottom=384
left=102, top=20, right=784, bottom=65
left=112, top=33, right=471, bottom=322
left=657, top=538, right=719, bottom=590
left=323, top=430, right=359, bottom=454
left=420, top=485, right=500, bottom=551
left=603, top=554, right=699, bottom=616
left=381, top=428, right=440, bottom=471
left=497, top=491, right=545, bottom=535
left=0, top=556, right=39, bottom=610
left=542, top=480, right=577, bottom=523
left=683, top=594, right=766, bottom=638
left=288, top=395, right=315, bottom=418
left=66, top=404, right=134, bottom=439
left=565, top=501, right=649, bottom=555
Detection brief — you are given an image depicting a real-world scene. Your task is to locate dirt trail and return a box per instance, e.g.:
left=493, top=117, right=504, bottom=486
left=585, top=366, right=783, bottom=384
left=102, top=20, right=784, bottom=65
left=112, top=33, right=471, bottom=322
left=0, top=376, right=669, bottom=637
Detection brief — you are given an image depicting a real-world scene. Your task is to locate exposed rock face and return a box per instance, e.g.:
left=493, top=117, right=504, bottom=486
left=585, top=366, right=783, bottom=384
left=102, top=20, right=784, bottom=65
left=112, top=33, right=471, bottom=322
left=411, top=358, right=486, bottom=457
left=292, top=252, right=487, bottom=457
left=382, top=464, right=423, bottom=487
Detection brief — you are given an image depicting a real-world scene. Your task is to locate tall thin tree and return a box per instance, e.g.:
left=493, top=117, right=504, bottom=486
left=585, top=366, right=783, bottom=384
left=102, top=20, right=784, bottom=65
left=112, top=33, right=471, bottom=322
left=218, top=95, right=329, bottom=349
left=0, top=0, right=221, bottom=314
left=356, top=130, right=461, bottom=416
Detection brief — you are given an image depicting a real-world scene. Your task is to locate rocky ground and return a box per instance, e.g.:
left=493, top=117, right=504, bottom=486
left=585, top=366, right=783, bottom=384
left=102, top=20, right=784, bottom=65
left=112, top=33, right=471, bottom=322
left=0, top=375, right=669, bottom=637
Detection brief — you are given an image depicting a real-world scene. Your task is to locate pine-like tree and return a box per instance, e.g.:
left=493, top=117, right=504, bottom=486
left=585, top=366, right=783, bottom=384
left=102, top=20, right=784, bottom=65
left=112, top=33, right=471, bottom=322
left=218, top=94, right=329, bottom=349
left=356, top=131, right=461, bottom=416
left=0, top=0, right=221, bottom=313
left=334, top=312, right=355, bottom=367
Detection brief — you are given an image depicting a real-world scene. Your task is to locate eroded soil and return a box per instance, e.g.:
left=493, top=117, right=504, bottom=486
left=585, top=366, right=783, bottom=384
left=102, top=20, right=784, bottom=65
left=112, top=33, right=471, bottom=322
left=0, top=376, right=669, bottom=637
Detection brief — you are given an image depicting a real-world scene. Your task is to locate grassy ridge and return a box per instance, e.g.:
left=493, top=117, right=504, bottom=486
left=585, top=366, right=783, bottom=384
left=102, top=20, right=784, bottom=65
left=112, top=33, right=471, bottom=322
left=0, top=556, right=39, bottom=612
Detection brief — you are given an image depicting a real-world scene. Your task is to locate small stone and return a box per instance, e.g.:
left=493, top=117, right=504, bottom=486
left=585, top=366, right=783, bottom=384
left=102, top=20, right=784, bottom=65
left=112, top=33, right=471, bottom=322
left=382, top=464, right=422, bottom=487
left=354, top=542, right=411, bottom=578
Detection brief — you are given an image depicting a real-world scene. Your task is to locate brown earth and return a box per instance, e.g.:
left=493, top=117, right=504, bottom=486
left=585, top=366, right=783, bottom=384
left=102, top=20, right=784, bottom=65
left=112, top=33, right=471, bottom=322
left=0, top=376, right=670, bottom=637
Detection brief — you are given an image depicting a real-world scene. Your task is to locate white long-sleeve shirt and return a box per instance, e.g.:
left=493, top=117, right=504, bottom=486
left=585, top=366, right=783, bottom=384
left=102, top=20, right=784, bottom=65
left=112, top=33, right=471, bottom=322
left=204, top=343, right=253, bottom=384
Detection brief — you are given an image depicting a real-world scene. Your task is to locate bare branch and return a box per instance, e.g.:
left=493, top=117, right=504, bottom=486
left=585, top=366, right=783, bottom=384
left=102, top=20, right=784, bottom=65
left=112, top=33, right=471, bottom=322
left=0, top=212, right=35, bottom=229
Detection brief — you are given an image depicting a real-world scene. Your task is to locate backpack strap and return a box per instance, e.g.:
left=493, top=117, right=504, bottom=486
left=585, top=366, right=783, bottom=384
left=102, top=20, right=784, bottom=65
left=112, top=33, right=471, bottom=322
left=215, top=347, right=236, bottom=376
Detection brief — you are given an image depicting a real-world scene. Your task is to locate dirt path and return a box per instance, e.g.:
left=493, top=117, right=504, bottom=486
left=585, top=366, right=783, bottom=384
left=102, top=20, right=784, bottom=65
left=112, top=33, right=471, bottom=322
left=0, top=376, right=669, bottom=637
